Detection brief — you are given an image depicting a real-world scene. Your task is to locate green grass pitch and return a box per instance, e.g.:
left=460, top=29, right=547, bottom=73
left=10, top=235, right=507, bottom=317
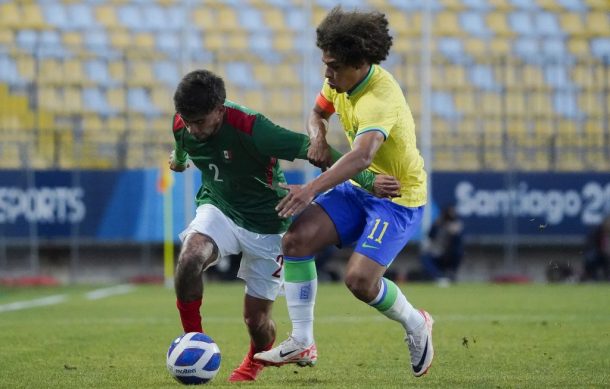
left=0, top=282, right=609, bottom=388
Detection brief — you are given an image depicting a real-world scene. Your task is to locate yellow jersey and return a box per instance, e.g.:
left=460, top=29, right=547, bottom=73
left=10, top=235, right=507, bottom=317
left=316, top=64, right=427, bottom=207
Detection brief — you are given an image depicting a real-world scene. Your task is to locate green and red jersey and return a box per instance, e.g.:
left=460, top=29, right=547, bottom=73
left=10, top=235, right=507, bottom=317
left=172, top=100, right=309, bottom=234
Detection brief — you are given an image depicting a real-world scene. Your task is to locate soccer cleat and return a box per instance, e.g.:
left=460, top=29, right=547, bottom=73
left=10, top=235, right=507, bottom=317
left=253, top=336, right=317, bottom=367
left=406, top=310, right=434, bottom=377
left=228, top=354, right=265, bottom=382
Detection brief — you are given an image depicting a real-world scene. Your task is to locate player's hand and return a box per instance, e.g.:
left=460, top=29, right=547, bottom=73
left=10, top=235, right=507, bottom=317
left=275, top=183, right=316, bottom=218
left=372, top=175, right=401, bottom=198
left=169, top=151, right=189, bottom=172
left=307, top=138, right=333, bottom=170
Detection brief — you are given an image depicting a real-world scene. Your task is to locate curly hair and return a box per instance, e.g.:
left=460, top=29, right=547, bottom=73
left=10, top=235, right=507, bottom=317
left=173, top=69, right=226, bottom=118
left=316, top=6, right=392, bottom=68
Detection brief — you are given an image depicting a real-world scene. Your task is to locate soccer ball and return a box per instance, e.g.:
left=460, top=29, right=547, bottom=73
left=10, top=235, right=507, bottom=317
left=166, top=332, right=222, bottom=385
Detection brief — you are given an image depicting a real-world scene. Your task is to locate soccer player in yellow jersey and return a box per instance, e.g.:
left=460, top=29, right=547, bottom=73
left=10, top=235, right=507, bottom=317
left=255, top=6, right=434, bottom=377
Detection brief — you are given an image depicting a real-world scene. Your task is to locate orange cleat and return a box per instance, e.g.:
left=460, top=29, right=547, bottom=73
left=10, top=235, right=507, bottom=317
left=228, top=354, right=266, bottom=382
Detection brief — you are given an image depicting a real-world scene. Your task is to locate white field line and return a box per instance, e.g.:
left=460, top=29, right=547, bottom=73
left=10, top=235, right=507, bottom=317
left=0, top=294, right=67, bottom=313
left=85, top=284, right=135, bottom=300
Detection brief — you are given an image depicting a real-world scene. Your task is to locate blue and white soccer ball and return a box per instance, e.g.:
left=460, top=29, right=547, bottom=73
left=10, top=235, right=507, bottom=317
left=166, top=332, right=222, bottom=385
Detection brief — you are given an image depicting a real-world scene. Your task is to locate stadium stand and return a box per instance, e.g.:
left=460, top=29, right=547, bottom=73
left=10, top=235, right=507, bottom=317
left=0, top=0, right=608, bottom=171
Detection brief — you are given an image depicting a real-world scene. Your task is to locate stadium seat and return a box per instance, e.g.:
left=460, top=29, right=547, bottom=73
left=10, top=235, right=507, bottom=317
left=578, top=91, right=603, bottom=117
left=469, top=64, right=500, bottom=91
left=41, top=3, right=69, bottom=29
left=63, top=58, right=89, bottom=86
left=218, top=6, right=241, bottom=31
left=553, top=90, right=582, bottom=119
left=583, top=0, right=608, bottom=10
left=583, top=120, right=608, bottom=170
left=460, top=11, right=493, bottom=37
left=64, top=87, right=84, bottom=114
left=488, top=37, right=512, bottom=55
left=543, top=64, right=574, bottom=89
left=435, top=12, right=464, bottom=36
left=506, top=91, right=527, bottom=116
left=480, top=91, right=503, bottom=117
left=559, top=13, right=587, bottom=37
left=438, top=37, right=468, bottom=62
left=84, top=87, right=114, bottom=115
left=95, top=4, right=123, bottom=30
left=109, top=30, right=132, bottom=51
left=127, top=88, right=158, bottom=115
left=83, top=114, right=104, bottom=133
left=529, top=90, right=554, bottom=117
left=67, top=3, right=98, bottom=30
left=126, top=60, right=155, bottom=86
left=486, top=12, right=517, bottom=37
left=133, top=32, right=156, bottom=52
left=591, top=38, right=610, bottom=60
left=22, top=3, right=47, bottom=30
left=462, top=37, right=488, bottom=57
left=432, top=90, right=461, bottom=119
left=150, top=86, right=173, bottom=114
left=454, top=90, right=477, bottom=117
left=106, top=115, right=127, bottom=133
left=107, top=87, right=127, bottom=114
left=229, top=32, right=252, bottom=51
left=0, top=3, right=21, bottom=29
left=141, top=5, right=169, bottom=31
left=587, top=12, right=610, bottom=36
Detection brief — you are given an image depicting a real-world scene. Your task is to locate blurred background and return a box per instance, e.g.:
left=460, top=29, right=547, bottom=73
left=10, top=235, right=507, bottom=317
left=0, top=0, right=608, bottom=285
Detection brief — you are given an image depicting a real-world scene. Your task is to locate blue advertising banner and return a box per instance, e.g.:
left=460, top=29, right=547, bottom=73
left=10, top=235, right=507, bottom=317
left=431, top=172, right=610, bottom=238
left=0, top=169, right=304, bottom=242
left=0, top=169, right=164, bottom=241
left=2, top=170, right=607, bottom=241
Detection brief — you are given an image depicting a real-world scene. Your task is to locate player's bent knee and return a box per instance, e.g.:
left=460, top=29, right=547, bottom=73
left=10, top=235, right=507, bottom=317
left=281, top=230, right=311, bottom=257
left=179, top=233, right=218, bottom=271
left=344, top=272, right=374, bottom=301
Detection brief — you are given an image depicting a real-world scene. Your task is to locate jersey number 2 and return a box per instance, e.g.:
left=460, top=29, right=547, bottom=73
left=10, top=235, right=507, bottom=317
left=208, top=163, right=223, bottom=182
left=272, top=255, right=284, bottom=278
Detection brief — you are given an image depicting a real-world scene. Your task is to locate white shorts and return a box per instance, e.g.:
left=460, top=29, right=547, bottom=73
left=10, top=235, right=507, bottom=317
left=179, top=204, right=283, bottom=301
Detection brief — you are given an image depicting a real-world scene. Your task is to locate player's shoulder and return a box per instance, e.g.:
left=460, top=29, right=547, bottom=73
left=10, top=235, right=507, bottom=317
left=371, top=66, right=402, bottom=95
left=224, top=100, right=267, bottom=135
left=360, top=66, right=405, bottom=109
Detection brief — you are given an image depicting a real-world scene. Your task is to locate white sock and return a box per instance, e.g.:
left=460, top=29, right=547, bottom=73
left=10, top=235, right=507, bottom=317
left=284, top=279, right=317, bottom=345
left=283, top=257, right=317, bottom=346
left=369, top=278, right=424, bottom=333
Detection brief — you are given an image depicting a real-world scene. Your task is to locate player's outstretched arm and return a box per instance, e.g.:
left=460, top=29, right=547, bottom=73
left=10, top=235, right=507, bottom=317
left=277, top=131, right=390, bottom=217
left=327, top=146, right=399, bottom=197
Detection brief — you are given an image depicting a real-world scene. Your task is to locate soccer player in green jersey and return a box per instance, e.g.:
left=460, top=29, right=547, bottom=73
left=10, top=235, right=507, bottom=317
left=254, top=7, right=435, bottom=377
left=169, top=69, right=400, bottom=382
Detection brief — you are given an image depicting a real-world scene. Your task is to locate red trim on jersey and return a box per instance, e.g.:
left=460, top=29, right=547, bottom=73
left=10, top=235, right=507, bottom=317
left=316, top=93, right=335, bottom=114
left=266, top=157, right=277, bottom=186
left=225, top=106, right=256, bottom=135
left=173, top=114, right=185, bottom=132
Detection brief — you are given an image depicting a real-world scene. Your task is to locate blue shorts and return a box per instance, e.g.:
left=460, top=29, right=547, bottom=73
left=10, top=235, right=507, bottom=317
left=314, top=182, right=424, bottom=267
